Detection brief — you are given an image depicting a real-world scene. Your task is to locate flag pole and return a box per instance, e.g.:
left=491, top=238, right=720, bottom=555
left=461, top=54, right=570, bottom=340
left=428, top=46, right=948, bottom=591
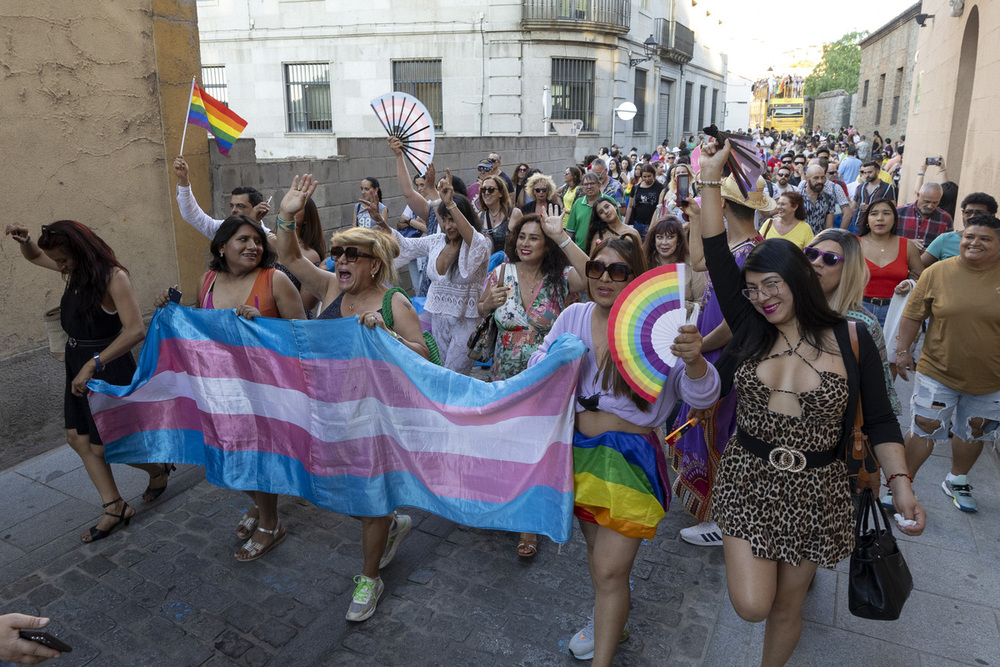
left=179, top=77, right=196, bottom=156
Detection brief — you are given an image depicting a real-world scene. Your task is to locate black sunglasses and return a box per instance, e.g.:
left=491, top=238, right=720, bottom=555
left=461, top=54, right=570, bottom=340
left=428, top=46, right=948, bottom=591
left=481, top=186, right=498, bottom=194
left=585, top=260, right=631, bottom=282
left=803, top=247, right=844, bottom=266
left=533, top=187, right=549, bottom=193
left=330, top=246, right=377, bottom=262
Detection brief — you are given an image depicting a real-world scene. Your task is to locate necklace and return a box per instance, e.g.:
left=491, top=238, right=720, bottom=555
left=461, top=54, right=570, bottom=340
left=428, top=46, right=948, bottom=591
left=870, top=235, right=892, bottom=253
left=778, top=330, right=803, bottom=356
left=346, top=286, right=378, bottom=312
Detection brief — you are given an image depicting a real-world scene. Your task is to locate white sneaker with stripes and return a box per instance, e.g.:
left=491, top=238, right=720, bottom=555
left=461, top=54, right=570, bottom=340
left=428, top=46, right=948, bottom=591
left=679, top=521, right=723, bottom=546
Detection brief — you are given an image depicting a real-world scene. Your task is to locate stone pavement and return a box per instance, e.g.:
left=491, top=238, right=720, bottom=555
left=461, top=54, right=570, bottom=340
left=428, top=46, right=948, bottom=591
left=2, top=378, right=999, bottom=666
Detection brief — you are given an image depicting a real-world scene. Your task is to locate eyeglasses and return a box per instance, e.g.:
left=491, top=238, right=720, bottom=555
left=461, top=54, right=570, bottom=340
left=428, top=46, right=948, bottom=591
left=585, top=260, right=631, bottom=282
left=330, top=246, right=377, bottom=263
left=741, top=279, right=785, bottom=300
left=518, top=167, right=527, bottom=172
left=962, top=208, right=987, bottom=217
left=489, top=158, right=499, bottom=164
left=803, top=247, right=844, bottom=267
left=481, top=186, right=497, bottom=194
left=583, top=182, right=598, bottom=188
left=533, top=187, right=549, bottom=194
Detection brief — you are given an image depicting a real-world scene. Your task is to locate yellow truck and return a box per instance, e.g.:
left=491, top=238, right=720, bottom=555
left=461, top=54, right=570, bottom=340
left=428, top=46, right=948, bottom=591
left=750, top=80, right=805, bottom=133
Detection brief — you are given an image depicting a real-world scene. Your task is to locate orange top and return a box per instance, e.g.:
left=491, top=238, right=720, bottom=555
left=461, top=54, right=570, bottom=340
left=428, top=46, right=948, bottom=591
left=199, top=268, right=279, bottom=317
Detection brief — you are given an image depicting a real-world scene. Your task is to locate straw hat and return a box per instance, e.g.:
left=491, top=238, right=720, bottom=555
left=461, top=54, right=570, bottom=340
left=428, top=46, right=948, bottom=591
left=721, top=175, right=776, bottom=212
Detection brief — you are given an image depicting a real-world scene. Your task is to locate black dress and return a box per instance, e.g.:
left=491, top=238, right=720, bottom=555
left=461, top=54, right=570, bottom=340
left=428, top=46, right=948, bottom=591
left=61, top=288, right=136, bottom=445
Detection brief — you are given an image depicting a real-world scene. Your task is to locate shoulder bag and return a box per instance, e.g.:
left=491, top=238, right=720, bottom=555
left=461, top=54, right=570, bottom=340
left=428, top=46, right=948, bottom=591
left=847, top=322, right=881, bottom=493
left=467, top=263, right=506, bottom=362
left=381, top=287, right=442, bottom=366
left=848, top=487, right=913, bottom=620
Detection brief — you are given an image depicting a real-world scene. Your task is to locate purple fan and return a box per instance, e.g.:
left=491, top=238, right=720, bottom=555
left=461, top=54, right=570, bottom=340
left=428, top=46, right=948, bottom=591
left=703, top=124, right=765, bottom=199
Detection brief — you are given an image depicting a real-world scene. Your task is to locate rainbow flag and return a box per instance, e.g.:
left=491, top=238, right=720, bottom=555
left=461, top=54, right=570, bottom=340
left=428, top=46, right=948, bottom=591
left=87, top=306, right=584, bottom=542
left=187, top=83, right=247, bottom=156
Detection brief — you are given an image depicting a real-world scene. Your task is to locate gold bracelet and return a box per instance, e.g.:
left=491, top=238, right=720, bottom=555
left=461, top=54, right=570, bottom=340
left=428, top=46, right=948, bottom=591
left=447, top=204, right=458, bottom=210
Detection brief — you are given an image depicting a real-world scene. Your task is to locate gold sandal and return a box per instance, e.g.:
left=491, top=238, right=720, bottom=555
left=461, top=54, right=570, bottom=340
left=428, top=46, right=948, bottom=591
left=236, top=504, right=259, bottom=540
left=235, top=523, right=286, bottom=562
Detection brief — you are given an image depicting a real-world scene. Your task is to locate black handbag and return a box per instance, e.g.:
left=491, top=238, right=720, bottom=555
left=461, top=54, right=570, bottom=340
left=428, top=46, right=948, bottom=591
left=848, top=487, right=913, bottom=620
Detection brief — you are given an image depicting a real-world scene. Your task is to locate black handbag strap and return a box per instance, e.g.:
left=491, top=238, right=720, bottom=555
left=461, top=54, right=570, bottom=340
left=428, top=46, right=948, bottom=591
left=855, top=487, right=895, bottom=539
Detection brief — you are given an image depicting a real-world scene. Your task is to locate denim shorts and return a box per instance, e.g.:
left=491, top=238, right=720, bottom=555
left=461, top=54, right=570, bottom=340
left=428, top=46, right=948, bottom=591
left=909, top=372, right=1000, bottom=442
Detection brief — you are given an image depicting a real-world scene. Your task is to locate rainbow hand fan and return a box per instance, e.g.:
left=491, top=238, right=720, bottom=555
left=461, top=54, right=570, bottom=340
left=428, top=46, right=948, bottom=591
left=607, top=264, right=689, bottom=403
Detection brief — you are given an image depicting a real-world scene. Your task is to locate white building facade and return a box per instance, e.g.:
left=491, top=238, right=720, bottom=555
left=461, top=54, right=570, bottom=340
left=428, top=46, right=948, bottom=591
left=196, top=0, right=727, bottom=159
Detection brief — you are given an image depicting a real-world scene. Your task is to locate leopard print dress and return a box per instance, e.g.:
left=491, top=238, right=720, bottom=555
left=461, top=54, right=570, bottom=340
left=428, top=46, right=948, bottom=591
left=713, top=355, right=855, bottom=568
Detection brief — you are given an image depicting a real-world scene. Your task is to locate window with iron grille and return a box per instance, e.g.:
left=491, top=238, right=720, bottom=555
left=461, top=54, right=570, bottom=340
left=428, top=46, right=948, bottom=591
left=393, top=60, right=443, bottom=130
left=711, top=88, right=718, bottom=126
left=683, top=82, right=693, bottom=132
left=552, top=58, right=596, bottom=131
left=201, top=65, right=228, bottom=106
left=284, top=63, right=332, bottom=132
left=633, top=70, right=647, bottom=133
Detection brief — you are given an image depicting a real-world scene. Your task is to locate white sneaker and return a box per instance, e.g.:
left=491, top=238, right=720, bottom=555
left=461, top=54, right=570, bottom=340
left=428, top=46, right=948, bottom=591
left=379, top=513, right=412, bottom=569
left=345, top=574, right=383, bottom=622
left=567, top=614, right=629, bottom=660
left=679, top=521, right=723, bottom=546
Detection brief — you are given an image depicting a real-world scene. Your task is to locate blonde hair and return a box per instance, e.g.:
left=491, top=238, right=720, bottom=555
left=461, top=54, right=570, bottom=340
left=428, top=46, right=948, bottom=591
left=329, top=227, right=400, bottom=287
left=524, top=173, right=557, bottom=200
left=807, top=228, right=868, bottom=314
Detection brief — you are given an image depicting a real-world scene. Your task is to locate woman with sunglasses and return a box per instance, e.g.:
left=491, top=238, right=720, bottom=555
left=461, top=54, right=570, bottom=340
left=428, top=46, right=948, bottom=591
left=513, top=173, right=562, bottom=221
left=476, top=175, right=513, bottom=255
left=858, top=198, right=923, bottom=328
left=760, top=192, right=814, bottom=249
left=695, top=140, right=924, bottom=667
left=478, top=213, right=587, bottom=558
left=528, top=238, right=720, bottom=665
left=6, top=221, right=171, bottom=543
left=386, top=137, right=492, bottom=373
left=623, top=165, right=664, bottom=240
left=274, top=175, right=428, bottom=622
left=510, top=163, right=531, bottom=209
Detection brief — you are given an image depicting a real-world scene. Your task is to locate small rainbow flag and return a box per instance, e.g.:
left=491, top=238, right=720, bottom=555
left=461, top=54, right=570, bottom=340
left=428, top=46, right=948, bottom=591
left=186, top=82, right=247, bottom=156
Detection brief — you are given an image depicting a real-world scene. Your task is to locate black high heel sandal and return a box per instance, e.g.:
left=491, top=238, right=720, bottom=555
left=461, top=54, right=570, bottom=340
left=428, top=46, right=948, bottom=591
left=83, top=498, right=132, bottom=543
left=142, top=463, right=176, bottom=502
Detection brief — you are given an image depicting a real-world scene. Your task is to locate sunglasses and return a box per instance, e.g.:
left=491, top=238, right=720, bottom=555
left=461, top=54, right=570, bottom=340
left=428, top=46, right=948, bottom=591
left=803, top=247, right=844, bottom=266
left=533, top=187, right=549, bottom=193
left=777, top=172, right=791, bottom=178
left=330, top=246, right=377, bottom=263
left=481, top=186, right=498, bottom=194
left=585, top=260, right=631, bottom=282
left=477, top=166, right=491, bottom=172
left=489, top=158, right=499, bottom=164
left=794, top=161, right=805, bottom=166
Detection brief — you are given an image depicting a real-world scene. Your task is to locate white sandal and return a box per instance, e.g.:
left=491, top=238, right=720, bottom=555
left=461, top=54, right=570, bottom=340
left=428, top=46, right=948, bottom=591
left=235, top=523, right=286, bottom=562
left=236, top=504, right=259, bottom=540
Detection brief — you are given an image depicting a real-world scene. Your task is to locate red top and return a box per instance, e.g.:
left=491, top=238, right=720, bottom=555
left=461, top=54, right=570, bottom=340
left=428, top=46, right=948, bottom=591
left=865, top=237, right=908, bottom=298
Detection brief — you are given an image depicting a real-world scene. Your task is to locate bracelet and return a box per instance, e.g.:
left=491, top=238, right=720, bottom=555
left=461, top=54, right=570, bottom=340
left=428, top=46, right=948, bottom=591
left=276, top=217, right=297, bottom=231
left=885, top=473, right=913, bottom=488
left=15, top=235, right=30, bottom=245
left=696, top=179, right=722, bottom=188
left=447, top=204, right=458, bottom=210
left=93, top=353, right=105, bottom=373
left=558, top=236, right=572, bottom=249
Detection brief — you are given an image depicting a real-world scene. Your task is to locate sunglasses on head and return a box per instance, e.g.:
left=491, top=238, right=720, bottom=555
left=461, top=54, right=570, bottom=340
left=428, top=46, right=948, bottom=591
left=803, top=247, right=844, bottom=266
left=330, top=246, right=377, bottom=263
left=585, top=260, right=631, bottom=282
left=481, top=186, right=497, bottom=194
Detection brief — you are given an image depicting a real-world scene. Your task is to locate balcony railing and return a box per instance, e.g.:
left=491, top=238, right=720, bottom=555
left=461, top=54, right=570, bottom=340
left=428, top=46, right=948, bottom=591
left=522, top=0, right=631, bottom=34
left=654, top=17, right=694, bottom=64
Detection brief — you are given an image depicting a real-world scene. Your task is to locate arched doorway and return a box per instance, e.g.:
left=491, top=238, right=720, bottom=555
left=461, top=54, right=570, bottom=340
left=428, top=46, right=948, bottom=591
left=947, top=6, right=978, bottom=184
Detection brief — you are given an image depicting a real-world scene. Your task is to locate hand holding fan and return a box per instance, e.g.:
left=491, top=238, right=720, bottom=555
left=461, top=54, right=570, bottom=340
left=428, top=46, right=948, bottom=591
left=702, top=124, right=765, bottom=200
left=607, top=264, right=692, bottom=403
left=370, top=92, right=436, bottom=175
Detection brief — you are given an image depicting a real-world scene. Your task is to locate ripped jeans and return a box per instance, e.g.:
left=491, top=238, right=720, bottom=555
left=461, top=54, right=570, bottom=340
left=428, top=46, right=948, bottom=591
left=909, top=372, right=1000, bottom=443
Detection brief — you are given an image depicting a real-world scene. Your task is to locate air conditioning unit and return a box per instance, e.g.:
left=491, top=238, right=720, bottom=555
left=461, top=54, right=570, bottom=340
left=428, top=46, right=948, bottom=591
left=551, top=119, right=584, bottom=137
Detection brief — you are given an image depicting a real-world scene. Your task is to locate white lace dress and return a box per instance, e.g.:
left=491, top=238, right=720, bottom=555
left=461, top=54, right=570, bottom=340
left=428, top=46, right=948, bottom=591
left=392, top=229, right=492, bottom=374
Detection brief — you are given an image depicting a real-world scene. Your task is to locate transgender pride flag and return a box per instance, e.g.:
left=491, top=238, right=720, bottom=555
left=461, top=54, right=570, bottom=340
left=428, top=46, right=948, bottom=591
left=88, top=305, right=585, bottom=542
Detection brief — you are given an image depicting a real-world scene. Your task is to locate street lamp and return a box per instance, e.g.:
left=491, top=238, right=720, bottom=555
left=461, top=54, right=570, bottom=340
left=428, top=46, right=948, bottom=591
left=629, top=35, right=659, bottom=68
left=611, top=102, right=637, bottom=150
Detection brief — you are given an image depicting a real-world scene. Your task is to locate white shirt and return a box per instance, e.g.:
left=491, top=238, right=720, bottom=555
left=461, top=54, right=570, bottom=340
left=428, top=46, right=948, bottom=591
left=391, top=229, right=492, bottom=319
left=175, top=184, right=270, bottom=238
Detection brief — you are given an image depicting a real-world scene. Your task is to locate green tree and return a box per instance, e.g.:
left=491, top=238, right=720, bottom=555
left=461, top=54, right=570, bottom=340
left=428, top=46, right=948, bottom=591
left=803, top=31, right=868, bottom=97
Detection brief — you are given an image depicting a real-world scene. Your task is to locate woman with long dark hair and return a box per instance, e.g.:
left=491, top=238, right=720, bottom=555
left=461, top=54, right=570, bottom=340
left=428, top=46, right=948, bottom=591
left=694, top=139, right=925, bottom=666
left=642, top=215, right=706, bottom=310
left=584, top=196, right=641, bottom=254
left=354, top=177, right=387, bottom=229
left=6, top=221, right=169, bottom=542
left=529, top=237, right=720, bottom=665
left=858, top=198, right=923, bottom=327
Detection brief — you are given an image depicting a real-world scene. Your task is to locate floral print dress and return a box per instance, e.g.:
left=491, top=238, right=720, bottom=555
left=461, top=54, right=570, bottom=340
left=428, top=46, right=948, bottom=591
left=487, top=263, right=571, bottom=381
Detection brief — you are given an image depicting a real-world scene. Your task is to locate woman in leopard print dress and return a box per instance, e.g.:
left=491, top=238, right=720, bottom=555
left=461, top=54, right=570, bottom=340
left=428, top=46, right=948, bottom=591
left=693, top=140, right=927, bottom=666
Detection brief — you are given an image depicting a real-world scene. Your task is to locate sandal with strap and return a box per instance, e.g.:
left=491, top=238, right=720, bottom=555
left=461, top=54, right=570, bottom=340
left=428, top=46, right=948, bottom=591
left=236, top=504, right=260, bottom=540
left=142, top=464, right=176, bottom=502
left=83, top=498, right=133, bottom=543
left=516, top=533, right=538, bottom=558
left=235, top=523, right=287, bottom=562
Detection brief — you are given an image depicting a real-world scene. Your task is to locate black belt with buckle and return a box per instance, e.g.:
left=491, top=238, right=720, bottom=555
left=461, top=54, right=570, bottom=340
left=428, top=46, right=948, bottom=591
left=67, top=331, right=121, bottom=349
left=737, top=427, right=839, bottom=471
left=863, top=296, right=892, bottom=307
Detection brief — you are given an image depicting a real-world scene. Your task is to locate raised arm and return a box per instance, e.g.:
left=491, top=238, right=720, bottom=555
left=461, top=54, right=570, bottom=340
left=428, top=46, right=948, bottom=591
left=274, top=175, right=337, bottom=304
left=389, top=137, right=431, bottom=221
left=173, top=156, right=223, bottom=238
left=439, top=171, right=476, bottom=247
left=540, top=215, right=589, bottom=292
left=5, top=224, right=60, bottom=272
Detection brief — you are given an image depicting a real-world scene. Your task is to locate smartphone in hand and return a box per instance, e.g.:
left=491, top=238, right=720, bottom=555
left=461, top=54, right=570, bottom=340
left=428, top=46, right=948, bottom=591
left=676, top=173, right=691, bottom=206
left=19, top=629, right=72, bottom=653
left=168, top=287, right=182, bottom=304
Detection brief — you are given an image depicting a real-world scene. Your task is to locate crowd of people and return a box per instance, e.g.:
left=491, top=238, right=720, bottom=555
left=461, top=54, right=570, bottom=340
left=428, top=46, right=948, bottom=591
left=4, top=123, right=999, bottom=666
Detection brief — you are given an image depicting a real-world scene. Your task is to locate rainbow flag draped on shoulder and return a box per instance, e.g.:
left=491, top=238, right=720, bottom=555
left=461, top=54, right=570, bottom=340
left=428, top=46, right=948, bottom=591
left=186, top=82, right=247, bottom=156
left=88, top=306, right=585, bottom=542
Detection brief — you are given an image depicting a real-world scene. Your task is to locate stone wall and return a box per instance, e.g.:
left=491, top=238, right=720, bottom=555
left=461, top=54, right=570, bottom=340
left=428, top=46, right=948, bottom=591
left=0, top=0, right=207, bottom=470
left=811, top=90, right=854, bottom=132
left=208, top=134, right=581, bottom=240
